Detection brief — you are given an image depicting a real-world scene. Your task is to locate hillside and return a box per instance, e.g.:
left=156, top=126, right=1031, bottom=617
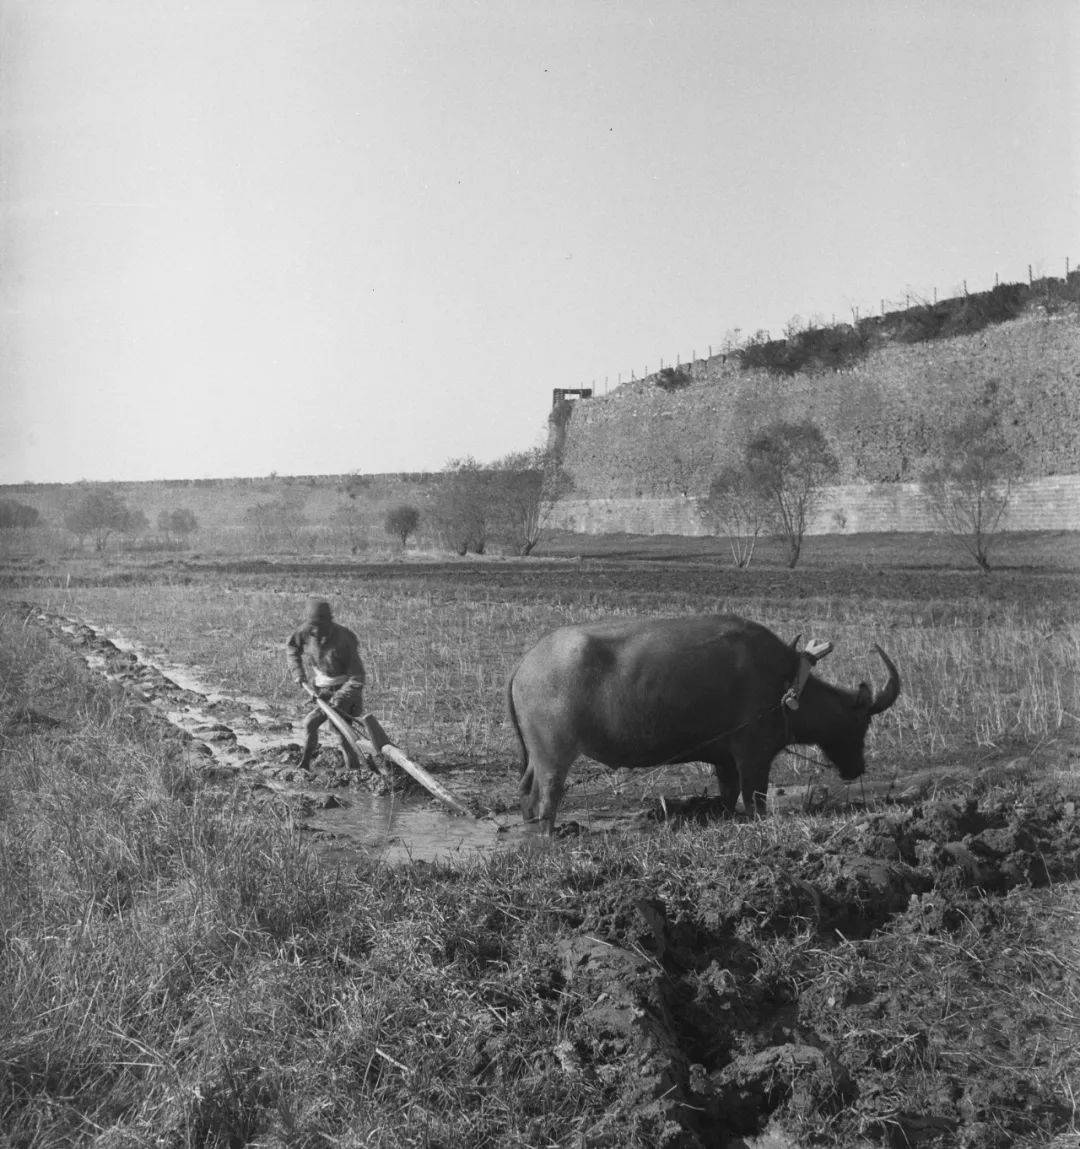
left=556, top=314, right=1080, bottom=500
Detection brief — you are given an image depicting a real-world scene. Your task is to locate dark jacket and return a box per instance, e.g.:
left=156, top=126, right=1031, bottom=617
left=286, top=621, right=366, bottom=687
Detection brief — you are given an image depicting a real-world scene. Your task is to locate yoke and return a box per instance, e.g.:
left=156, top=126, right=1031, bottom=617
left=782, top=637, right=834, bottom=711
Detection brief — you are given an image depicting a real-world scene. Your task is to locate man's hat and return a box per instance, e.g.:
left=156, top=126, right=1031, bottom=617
left=305, top=598, right=332, bottom=624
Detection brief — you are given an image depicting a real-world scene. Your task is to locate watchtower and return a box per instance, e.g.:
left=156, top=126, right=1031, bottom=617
left=551, top=387, right=593, bottom=408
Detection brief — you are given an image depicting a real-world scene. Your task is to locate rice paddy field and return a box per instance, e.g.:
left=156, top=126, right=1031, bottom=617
left=1, top=533, right=1079, bottom=1147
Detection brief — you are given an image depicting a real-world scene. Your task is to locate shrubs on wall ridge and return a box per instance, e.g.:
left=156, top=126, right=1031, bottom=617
left=736, top=276, right=1076, bottom=377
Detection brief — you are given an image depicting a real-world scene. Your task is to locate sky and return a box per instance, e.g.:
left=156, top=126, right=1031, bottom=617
left=1, top=0, right=1077, bottom=485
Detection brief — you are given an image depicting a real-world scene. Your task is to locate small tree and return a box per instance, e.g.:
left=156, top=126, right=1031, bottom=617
left=157, top=507, right=198, bottom=543
left=921, top=412, right=1020, bottom=571
left=746, top=421, right=839, bottom=568
left=384, top=503, right=420, bottom=548
left=699, top=464, right=772, bottom=568
left=431, top=458, right=498, bottom=555
left=122, top=508, right=149, bottom=546
left=490, top=447, right=574, bottom=556
left=0, top=499, right=41, bottom=529
left=64, top=489, right=146, bottom=551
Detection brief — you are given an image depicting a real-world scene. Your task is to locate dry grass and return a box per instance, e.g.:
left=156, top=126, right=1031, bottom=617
left=2, top=555, right=1079, bottom=1146
left=29, top=564, right=1080, bottom=768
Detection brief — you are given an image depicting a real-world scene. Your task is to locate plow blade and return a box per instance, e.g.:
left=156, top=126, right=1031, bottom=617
left=361, top=713, right=474, bottom=819
left=303, top=685, right=473, bottom=818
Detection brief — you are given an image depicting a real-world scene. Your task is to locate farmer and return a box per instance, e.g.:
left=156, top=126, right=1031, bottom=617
left=286, top=598, right=367, bottom=771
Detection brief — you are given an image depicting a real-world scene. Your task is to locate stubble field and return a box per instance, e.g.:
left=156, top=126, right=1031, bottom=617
left=1, top=538, right=1079, bottom=1147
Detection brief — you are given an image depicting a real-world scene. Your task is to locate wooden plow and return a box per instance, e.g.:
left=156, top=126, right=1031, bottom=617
left=303, top=684, right=474, bottom=819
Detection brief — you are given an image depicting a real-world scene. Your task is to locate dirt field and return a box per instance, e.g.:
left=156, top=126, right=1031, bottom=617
left=2, top=544, right=1079, bottom=1146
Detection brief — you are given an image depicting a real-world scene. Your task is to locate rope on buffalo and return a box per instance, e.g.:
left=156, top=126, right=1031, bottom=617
left=653, top=704, right=845, bottom=801
left=631, top=636, right=838, bottom=772
left=652, top=700, right=783, bottom=770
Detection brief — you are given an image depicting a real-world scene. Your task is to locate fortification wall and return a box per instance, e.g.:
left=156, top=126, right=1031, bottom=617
left=550, top=474, right=1080, bottom=536
left=557, top=315, right=1080, bottom=501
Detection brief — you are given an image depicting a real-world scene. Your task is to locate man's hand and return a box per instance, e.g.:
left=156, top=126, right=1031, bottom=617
left=315, top=687, right=334, bottom=702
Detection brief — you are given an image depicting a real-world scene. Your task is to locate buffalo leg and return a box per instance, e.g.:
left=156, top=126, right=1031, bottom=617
left=713, top=754, right=739, bottom=815
left=536, top=771, right=565, bottom=836
left=519, top=760, right=565, bottom=836
left=738, top=760, right=770, bottom=816
left=519, top=765, right=538, bottom=823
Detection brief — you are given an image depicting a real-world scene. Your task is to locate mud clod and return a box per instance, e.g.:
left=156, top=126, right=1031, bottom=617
left=693, top=1043, right=855, bottom=1131
left=557, top=931, right=700, bottom=1147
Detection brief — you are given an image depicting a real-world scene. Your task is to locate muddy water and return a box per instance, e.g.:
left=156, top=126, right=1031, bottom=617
left=306, top=798, right=506, bottom=865
left=32, top=607, right=519, bottom=864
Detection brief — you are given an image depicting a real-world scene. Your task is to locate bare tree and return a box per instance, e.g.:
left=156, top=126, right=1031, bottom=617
left=384, top=503, right=420, bottom=548
left=490, top=447, right=574, bottom=555
left=0, top=499, right=40, bottom=529
left=157, top=507, right=198, bottom=543
left=921, top=412, right=1020, bottom=571
left=64, top=489, right=147, bottom=551
left=431, top=448, right=574, bottom=557
left=746, top=421, right=839, bottom=568
left=698, top=465, right=772, bottom=567
left=431, top=457, right=498, bottom=555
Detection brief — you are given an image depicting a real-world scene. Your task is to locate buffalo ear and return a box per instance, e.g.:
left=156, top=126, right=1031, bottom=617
left=855, top=682, right=872, bottom=709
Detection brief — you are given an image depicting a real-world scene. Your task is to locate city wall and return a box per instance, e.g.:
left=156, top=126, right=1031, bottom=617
left=549, top=475, right=1080, bottom=536
left=549, top=314, right=1080, bottom=535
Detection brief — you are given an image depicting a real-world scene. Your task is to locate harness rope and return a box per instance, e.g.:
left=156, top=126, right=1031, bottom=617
left=650, top=641, right=834, bottom=772
left=652, top=699, right=783, bottom=770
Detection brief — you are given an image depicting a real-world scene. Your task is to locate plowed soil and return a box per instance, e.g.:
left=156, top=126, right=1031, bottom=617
left=8, top=599, right=1080, bottom=1146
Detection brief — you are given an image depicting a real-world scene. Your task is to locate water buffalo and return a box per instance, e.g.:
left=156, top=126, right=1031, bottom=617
left=507, top=614, right=900, bottom=834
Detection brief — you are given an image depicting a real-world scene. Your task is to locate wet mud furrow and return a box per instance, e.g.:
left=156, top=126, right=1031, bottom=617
left=11, top=603, right=504, bottom=860
left=17, top=602, right=320, bottom=776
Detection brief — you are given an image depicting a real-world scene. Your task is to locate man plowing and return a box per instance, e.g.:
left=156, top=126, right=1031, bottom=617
left=286, top=598, right=367, bottom=772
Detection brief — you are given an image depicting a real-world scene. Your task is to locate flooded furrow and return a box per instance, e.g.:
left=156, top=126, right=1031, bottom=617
left=18, top=603, right=510, bottom=863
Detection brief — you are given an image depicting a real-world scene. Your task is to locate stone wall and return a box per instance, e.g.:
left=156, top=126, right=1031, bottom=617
left=555, top=315, right=1080, bottom=501
left=550, top=474, right=1080, bottom=536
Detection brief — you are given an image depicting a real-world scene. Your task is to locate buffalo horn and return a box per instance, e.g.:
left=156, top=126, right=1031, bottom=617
left=867, top=645, right=901, bottom=714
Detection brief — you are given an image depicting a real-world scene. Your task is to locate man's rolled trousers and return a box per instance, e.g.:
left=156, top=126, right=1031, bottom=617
left=286, top=598, right=367, bottom=771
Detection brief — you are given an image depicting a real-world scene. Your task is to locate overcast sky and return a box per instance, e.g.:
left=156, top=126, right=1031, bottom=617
left=1, top=0, right=1077, bottom=484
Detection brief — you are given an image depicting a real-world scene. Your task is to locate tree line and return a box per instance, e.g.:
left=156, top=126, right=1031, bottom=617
left=0, top=490, right=201, bottom=552
left=0, top=443, right=574, bottom=558
left=1, top=405, right=1017, bottom=570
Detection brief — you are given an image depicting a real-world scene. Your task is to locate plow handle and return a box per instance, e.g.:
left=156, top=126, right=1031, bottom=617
left=300, top=684, right=474, bottom=818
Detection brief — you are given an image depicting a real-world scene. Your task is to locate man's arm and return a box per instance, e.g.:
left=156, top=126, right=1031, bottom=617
left=286, top=628, right=308, bottom=685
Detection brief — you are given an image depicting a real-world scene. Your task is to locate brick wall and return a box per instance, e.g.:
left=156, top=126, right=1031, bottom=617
left=550, top=474, right=1080, bottom=536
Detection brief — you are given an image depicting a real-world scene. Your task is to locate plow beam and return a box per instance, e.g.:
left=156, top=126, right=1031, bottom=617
left=361, top=713, right=474, bottom=819
left=303, top=684, right=473, bottom=818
